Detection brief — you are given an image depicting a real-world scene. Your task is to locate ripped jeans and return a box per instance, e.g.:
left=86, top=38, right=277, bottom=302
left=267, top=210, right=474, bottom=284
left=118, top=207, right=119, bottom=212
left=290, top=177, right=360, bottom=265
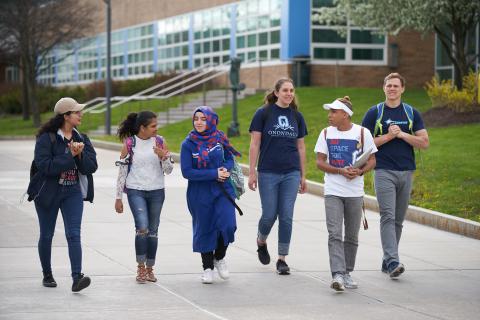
left=126, top=188, right=165, bottom=267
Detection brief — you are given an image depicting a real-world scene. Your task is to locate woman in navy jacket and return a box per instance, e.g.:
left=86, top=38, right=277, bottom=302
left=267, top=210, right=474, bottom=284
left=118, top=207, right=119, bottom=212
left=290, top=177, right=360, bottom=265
left=180, top=106, right=241, bottom=284
left=28, top=97, right=97, bottom=292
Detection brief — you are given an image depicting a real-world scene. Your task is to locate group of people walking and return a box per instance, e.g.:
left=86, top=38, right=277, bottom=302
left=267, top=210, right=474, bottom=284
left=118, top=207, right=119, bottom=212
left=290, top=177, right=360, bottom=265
left=27, top=72, right=428, bottom=293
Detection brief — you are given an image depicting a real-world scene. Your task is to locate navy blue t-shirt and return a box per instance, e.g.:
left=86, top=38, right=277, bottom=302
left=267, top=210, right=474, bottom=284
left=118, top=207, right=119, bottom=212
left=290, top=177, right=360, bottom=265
left=249, top=104, right=308, bottom=173
left=361, top=102, right=425, bottom=171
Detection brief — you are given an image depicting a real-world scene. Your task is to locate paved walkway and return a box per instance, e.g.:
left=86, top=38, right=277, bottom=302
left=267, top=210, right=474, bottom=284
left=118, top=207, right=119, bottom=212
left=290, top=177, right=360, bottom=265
left=0, top=140, right=479, bottom=320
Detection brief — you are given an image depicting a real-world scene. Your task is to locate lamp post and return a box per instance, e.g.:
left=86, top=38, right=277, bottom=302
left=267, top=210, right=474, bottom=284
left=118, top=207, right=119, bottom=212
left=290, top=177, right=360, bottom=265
left=227, top=57, right=245, bottom=137
left=103, top=0, right=112, bottom=135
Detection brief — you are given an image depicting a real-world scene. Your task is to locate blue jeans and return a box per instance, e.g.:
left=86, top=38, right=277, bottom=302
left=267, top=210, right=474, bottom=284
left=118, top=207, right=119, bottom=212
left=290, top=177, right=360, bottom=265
left=126, top=188, right=165, bottom=267
left=35, top=184, right=84, bottom=280
left=257, top=170, right=300, bottom=256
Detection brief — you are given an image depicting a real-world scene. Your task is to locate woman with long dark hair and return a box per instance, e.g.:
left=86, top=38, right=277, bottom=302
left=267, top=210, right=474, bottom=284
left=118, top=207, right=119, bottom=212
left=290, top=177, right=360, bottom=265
left=27, top=97, right=97, bottom=292
left=115, top=111, right=173, bottom=283
left=180, top=106, right=241, bottom=284
left=248, top=78, right=308, bottom=275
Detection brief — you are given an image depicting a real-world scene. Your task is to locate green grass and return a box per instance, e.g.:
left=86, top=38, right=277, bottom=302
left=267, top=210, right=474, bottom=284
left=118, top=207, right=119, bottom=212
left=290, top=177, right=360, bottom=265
left=151, top=87, right=479, bottom=222
left=2, top=86, right=479, bottom=221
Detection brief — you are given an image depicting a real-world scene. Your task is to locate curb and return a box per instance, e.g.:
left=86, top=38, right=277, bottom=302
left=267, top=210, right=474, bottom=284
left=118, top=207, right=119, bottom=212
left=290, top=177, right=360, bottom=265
left=92, top=139, right=480, bottom=240
left=0, top=136, right=34, bottom=140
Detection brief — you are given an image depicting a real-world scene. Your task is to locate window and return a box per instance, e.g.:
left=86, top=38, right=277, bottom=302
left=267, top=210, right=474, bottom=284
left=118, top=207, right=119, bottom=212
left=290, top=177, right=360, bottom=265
left=352, top=48, right=383, bottom=60
left=312, top=29, right=346, bottom=43
left=222, top=39, right=230, bottom=51
left=237, top=36, right=245, bottom=49
left=203, top=41, right=211, bottom=53
left=259, top=32, right=268, bottom=46
left=314, top=48, right=345, bottom=60
left=213, top=40, right=220, bottom=52
left=351, top=30, right=385, bottom=44
left=247, top=34, right=257, bottom=47
left=270, top=30, right=280, bottom=44
left=311, top=2, right=387, bottom=65
left=271, top=49, right=280, bottom=59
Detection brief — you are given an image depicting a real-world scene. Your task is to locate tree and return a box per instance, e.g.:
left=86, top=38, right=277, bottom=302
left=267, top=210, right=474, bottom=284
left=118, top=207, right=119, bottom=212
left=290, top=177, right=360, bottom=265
left=316, top=0, right=480, bottom=89
left=0, top=0, right=95, bottom=126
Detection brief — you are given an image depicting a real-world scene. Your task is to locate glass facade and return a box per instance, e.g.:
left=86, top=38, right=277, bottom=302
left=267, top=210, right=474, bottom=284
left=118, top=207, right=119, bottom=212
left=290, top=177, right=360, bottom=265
left=43, top=0, right=470, bottom=86
left=37, top=0, right=283, bottom=86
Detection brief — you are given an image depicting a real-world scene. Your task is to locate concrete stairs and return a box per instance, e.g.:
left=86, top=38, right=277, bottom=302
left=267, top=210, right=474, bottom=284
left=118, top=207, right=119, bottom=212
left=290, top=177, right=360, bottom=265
left=89, top=88, right=256, bottom=136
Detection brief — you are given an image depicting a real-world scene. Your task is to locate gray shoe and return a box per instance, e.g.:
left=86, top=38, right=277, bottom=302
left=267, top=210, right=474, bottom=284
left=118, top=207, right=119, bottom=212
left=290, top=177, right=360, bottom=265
left=343, top=273, right=358, bottom=289
left=330, top=273, right=345, bottom=292
left=389, top=262, right=405, bottom=279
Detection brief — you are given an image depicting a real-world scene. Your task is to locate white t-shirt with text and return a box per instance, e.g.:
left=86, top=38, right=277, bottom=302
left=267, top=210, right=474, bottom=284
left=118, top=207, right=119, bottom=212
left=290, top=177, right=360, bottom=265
left=314, top=124, right=377, bottom=197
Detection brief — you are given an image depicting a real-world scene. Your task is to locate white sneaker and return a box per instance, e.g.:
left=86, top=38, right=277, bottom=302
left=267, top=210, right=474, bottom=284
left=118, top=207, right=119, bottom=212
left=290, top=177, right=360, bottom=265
left=330, top=273, right=345, bottom=292
left=201, top=268, right=213, bottom=284
left=214, top=259, right=230, bottom=280
left=343, top=273, right=358, bottom=289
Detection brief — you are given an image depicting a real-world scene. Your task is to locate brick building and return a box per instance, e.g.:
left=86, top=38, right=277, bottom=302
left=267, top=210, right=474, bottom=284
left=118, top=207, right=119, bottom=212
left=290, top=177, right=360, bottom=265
left=29, top=0, right=477, bottom=89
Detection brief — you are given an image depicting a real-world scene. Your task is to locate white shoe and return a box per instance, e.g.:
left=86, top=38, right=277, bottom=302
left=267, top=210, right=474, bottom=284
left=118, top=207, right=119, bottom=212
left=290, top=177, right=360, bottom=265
left=343, top=273, right=358, bottom=289
left=201, top=268, right=213, bottom=284
left=330, top=273, right=345, bottom=292
left=214, top=259, right=230, bottom=280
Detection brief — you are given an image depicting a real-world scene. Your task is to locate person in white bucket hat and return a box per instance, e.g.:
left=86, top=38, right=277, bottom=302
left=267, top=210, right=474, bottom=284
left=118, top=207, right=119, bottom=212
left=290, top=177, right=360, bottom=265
left=315, top=96, right=377, bottom=292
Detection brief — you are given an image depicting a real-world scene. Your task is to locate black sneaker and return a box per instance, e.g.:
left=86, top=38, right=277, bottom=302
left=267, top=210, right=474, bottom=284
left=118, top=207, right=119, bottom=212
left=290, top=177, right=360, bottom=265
left=42, top=272, right=57, bottom=288
left=257, top=243, right=270, bottom=265
left=381, top=260, right=388, bottom=274
left=72, top=273, right=91, bottom=292
left=276, top=259, right=290, bottom=275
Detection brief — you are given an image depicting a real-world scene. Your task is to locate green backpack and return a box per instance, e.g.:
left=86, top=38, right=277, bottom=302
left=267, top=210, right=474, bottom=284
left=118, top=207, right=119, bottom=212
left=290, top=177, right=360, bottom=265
left=373, top=102, right=414, bottom=137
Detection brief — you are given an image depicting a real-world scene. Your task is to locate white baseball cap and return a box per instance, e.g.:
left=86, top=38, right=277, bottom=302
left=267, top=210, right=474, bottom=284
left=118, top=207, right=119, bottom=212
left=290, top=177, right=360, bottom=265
left=54, top=97, right=86, bottom=115
left=323, top=99, right=353, bottom=116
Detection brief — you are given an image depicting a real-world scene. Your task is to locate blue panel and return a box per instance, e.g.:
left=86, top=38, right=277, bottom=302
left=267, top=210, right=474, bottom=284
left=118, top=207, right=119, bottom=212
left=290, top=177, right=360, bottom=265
left=96, top=37, right=102, bottom=80
left=74, top=42, right=79, bottom=83
left=123, top=30, right=128, bottom=78
left=280, top=0, right=310, bottom=60
left=188, top=14, right=194, bottom=69
left=230, top=4, right=237, bottom=58
left=153, top=23, right=158, bottom=73
left=53, top=49, right=58, bottom=85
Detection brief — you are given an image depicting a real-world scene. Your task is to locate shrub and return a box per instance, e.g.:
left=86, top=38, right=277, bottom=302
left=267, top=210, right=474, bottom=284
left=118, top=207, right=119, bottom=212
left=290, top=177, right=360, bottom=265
left=0, top=86, right=22, bottom=115
left=425, top=72, right=478, bottom=112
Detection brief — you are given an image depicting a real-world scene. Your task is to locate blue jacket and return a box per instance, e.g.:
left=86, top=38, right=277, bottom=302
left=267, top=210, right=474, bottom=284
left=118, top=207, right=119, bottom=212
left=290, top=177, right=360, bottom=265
left=180, top=138, right=236, bottom=253
left=27, top=129, right=98, bottom=207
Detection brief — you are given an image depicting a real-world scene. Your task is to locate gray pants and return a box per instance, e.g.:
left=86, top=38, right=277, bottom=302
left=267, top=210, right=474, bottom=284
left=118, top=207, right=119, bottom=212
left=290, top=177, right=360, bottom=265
left=324, top=195, right=363, bottom=275
left=374, top=169, right=413, bottom=266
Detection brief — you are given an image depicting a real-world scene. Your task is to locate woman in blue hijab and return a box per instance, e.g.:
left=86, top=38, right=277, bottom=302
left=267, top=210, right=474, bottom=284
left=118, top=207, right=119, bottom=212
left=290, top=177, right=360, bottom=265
left=180, top=106, right=241, bottom=284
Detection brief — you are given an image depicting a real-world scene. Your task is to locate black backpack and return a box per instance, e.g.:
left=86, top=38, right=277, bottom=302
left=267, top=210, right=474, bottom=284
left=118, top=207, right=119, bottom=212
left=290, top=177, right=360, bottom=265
left=30, top=132, right=56, bottom=180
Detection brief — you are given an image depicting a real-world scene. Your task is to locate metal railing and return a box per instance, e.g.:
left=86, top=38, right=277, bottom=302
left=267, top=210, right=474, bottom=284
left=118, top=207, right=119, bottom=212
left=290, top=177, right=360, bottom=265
left=83, top=61, right=230, bottom=114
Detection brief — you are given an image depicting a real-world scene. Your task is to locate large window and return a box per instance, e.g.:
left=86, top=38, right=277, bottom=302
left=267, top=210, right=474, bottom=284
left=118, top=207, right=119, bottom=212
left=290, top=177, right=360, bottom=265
left=235, top=0, right=282, bottom=65
left=310, top=1, right=388, bottom=65
left=435, top=24, right=479, bottom=81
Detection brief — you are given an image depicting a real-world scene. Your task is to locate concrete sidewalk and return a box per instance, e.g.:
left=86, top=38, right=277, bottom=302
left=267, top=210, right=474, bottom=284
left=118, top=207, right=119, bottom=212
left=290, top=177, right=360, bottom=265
left=0, top=140, right=479, bottom=320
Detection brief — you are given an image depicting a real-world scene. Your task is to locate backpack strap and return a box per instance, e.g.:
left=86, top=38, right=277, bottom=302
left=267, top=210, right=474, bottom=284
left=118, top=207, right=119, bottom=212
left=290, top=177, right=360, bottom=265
left=323, top=127, right=327, bottom=141
left=261, top=104, right=271, bottom=124
left=125, top=136, right=136, bottom=173
left=48, top=132, right=56, bottom=144
left=402, top=103, right=414, bottom=134
left=373, top=103, right=384, bottom=137
left=360, top=127, right=364, bottom=153
left=155, top=135, right=164, bottom=148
